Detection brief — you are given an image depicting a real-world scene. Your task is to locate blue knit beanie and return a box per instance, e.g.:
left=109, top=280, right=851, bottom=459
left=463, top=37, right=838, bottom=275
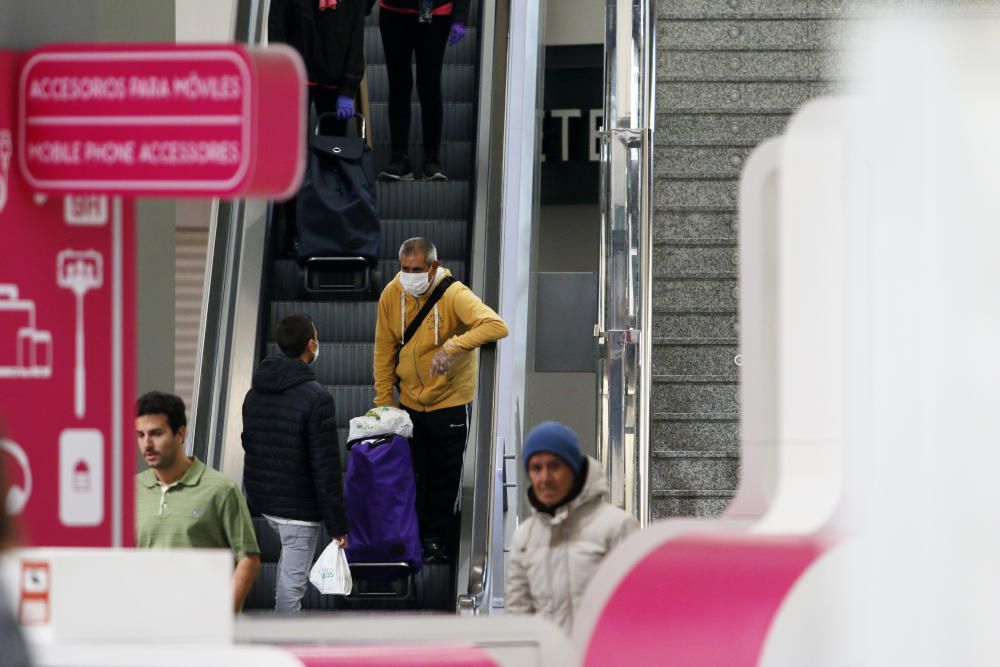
left=522, top=422, right=583, bottom=476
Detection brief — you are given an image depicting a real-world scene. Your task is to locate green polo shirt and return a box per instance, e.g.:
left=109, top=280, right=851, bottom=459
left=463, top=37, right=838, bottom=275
left=136, top=457, right=260, bottom=563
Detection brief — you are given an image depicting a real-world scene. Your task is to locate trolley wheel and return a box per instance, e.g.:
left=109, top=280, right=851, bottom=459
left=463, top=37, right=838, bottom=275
left=413, top=562, right=454, bottom=612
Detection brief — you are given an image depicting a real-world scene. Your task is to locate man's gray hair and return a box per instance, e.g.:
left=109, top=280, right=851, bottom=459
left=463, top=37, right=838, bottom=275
left=398, top=237, right=438, bottom=263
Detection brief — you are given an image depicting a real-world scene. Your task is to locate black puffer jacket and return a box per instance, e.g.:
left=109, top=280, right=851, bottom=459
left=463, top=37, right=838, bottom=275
left=242, top=355, right=348, bottom=536
left=268, top=0, right=367, bottom=98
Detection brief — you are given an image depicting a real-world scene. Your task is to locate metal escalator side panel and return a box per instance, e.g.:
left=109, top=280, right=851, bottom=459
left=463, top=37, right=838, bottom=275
left=454, top=0, right=510, bottom=615
left=190, top=0, right=270, bottom=478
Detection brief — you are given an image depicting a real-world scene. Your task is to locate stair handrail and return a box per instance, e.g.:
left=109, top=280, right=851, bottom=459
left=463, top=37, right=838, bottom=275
left=597, top=0, right=655, bottom=525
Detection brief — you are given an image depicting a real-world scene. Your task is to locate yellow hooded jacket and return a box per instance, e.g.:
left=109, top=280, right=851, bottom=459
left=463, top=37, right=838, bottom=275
left=373, top=268, right=509, bottom=411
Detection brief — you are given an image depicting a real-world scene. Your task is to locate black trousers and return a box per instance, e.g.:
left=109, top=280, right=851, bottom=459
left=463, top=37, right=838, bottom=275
left=378, top=10, right=451, bottom=161
left=404, top=403, right=470, bottom=552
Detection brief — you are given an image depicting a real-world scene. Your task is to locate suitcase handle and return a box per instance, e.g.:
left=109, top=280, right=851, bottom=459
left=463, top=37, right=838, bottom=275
left=346, top=433, right=395, bottom=450
left=315, top=112, right=367, bottom=142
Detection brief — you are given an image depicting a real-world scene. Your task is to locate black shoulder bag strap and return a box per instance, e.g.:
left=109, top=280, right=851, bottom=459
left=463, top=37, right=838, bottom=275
left=398, top=275, right=457, bottom=355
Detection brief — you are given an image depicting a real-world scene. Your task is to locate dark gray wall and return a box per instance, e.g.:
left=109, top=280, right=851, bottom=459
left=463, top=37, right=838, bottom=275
left=527, top=204, right=601, bottom=457
left=0, top=1, right=178, bottom=408
left=650, top=1, right=843, bottom=518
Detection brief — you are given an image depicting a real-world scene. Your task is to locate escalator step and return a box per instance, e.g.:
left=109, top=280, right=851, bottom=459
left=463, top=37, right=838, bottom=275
left=269, top=257, right=466, bottom=303
left=367, top=65, right=476, bottom=104
left=377, top=181, right=470, bottom=219
left=269, top=259, right=383, bottom=303
left=368, top=102, right=475, bottom=142
left=379, top=219, right=467, bottom=258
left=269, top=301, right=378, bottom=342
left=267, top=341, right=375, bottom=386
left=328, top=385, right=378, bottom=429
left=373, top=142, right=472, bottom=181
left=269, top=258, right=306, bottom=301
left=364, top=26, right=478, bottom=67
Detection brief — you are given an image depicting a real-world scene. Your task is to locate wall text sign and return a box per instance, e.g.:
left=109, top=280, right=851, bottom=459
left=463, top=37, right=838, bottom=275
left=18, top=44, right=305, bottom=198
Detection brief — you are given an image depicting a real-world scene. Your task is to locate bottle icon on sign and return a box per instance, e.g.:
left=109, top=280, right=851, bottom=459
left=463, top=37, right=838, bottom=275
left=59, top=429, right=103, bottom=527
left=73, top=459, right=91, bottom=492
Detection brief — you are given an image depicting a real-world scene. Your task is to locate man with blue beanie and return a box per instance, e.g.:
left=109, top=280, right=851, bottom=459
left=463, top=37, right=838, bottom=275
left=506, top=422, right=639, bottom=633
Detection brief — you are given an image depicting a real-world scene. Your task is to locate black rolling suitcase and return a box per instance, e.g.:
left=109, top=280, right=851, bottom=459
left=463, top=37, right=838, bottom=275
left=296, top=112, right=380, bottom=265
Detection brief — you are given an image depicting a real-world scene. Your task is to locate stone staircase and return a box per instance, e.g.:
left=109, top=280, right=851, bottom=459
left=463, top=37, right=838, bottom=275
left=650, top=0, right=847, bottom=519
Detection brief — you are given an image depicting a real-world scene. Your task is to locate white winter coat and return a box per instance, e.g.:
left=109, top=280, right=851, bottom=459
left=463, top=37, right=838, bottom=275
left=505, top=456, right=639, bottom=633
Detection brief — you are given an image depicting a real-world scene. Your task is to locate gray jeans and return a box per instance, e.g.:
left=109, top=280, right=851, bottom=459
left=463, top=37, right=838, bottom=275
left=265, top=517, right=321, bottom=613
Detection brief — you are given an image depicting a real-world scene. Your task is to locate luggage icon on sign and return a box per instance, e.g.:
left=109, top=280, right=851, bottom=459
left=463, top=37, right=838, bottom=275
left=0, top=284, right=53, bottom=379
left=57, top=250, right=103, bottom=419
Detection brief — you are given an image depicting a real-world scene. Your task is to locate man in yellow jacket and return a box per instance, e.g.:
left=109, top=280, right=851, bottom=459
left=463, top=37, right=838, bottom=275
left=373, top=237, right=508, bottom=563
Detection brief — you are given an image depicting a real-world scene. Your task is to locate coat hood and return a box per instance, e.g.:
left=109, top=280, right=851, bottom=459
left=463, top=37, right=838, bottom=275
left=251, top=355, right=317, bottom=394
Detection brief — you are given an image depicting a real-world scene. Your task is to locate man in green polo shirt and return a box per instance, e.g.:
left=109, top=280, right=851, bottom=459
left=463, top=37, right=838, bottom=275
left=135, top=391, right=260, bottom=612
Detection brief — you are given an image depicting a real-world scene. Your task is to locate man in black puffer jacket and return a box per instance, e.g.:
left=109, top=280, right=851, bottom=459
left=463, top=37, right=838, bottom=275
left=242, top=313, right=349, bottom=612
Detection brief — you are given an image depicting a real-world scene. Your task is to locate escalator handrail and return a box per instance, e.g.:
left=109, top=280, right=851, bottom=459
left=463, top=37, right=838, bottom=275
left=457, top=0, right=507, bottom=613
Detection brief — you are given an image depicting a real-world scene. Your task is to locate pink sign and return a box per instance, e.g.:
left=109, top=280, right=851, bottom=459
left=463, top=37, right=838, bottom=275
left=18, top=44, right=305, bottom=198
left=0, top=51, right=136, bottom=547
left=584, top=533, right=824, bottom=667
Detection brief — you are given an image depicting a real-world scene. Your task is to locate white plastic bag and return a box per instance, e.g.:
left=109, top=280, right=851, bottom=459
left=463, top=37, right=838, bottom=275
left=347, top=406, right=413, bottom=442
left=309, top=541, right=353, bottom=595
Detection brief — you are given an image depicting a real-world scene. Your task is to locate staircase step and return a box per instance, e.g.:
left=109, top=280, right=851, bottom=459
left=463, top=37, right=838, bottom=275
left=650, top=453, right=739, bottom=491
left=653, top=277, right=739, bottom=311
left=653, top=312, right=740, bottom=339
left=652, top=378, right=739, bottom=415
left=655, top=210, right=739, bottom=242
left=650, top=417, right=739, bottom=453
left=652, top=450, right=737, bottom=459
left=652, top=343, right=739, bottom=377
left=650, top=489, right=735, bottom=518
left=654, top=114, right=789, bottom=148
left=653, top=243, right=739, bottom=278
left=655, top=146, right=755, bottom=180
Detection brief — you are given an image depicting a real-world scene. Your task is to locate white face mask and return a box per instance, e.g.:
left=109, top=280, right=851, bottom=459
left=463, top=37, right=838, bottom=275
left=310, top=340, right=319, bottom=365
left=399, top=271, right=431, bottom=296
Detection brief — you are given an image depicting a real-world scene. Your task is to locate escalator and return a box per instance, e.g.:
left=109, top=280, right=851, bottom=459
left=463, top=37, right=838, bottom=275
left=191, top=0, right=509, bottom=614
left=265, top=1, right=478, bottom=478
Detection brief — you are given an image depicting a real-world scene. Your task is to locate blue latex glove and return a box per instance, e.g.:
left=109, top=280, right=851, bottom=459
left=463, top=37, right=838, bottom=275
left=336, top=94, right=355, bottom=120
left=448, top=22, right=466, bottom=46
